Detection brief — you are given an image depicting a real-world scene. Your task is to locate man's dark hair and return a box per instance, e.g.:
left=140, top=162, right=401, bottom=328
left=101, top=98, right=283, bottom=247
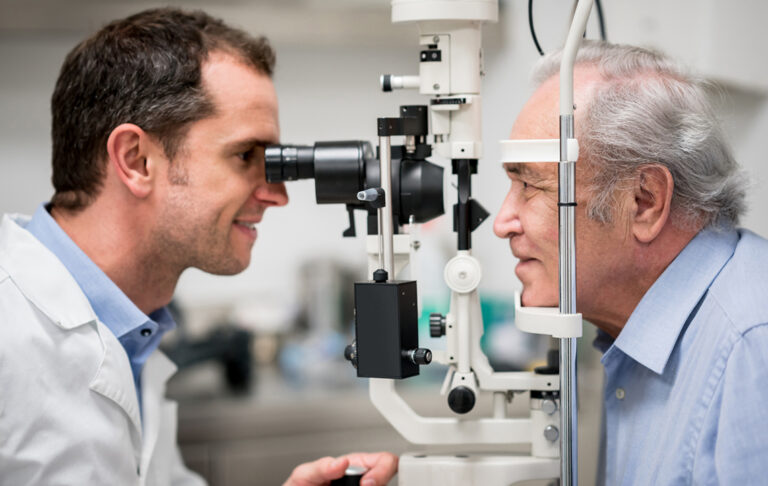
left=50, top=8, right=276, bottom=210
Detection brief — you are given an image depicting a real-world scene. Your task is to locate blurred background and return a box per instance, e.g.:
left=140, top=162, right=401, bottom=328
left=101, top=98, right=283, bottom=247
left=1, top=0, right=766, bottom=484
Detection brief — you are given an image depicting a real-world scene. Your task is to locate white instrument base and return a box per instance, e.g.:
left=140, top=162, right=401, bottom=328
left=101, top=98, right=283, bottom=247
left=399, top=451, right=559, bottom=485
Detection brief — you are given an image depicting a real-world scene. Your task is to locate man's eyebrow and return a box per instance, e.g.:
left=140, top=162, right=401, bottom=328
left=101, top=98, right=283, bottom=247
left=503, top=163, right=548, bottom=183
left=504, top=163, right=532, bottom=177
left=224, top=137, right=274, bottom=152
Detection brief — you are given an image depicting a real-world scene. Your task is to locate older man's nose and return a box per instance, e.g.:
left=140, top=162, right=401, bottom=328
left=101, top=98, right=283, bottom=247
left=493, top=190, right=523, bottom=238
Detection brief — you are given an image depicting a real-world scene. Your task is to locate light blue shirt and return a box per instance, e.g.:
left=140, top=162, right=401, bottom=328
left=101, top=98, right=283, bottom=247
left=24, top=204, right=176, bottom=415
left=594, top=227, right=768, bottom=485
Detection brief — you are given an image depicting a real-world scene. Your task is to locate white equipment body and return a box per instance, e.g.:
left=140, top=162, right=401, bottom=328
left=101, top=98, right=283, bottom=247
left=366, top=1, right=594, bottom=484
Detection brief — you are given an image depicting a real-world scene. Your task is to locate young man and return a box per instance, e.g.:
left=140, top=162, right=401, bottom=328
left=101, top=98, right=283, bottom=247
left=0, top=8, right=395, bottom=486
left=494, top=41, right=768, bottom=484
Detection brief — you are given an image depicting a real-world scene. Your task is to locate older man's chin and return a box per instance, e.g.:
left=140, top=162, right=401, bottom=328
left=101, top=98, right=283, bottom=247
left=519, top=286, right=559, bottom=308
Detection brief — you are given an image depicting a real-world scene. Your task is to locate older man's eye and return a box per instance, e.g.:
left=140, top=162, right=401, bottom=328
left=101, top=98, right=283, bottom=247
left=238, top=150, right=253, bottom=161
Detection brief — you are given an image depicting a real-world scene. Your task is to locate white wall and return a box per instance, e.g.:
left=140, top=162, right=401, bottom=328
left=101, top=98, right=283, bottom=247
left=1, top=1, right=766, bottom=317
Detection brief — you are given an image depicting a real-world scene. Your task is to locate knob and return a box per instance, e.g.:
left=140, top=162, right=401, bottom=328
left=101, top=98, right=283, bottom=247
left=402, top=348, right=432, bottom=365
left=429, top=313, right=446, bottom=337
left=330, top=465, right=366, bottom=486
left=448, top=386, right=476, bottom=414
left=344, top=342, right=358, bottom=368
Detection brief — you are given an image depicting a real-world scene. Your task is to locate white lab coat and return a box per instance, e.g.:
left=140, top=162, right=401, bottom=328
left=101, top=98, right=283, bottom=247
left=0, top=214, right=206, bottom=486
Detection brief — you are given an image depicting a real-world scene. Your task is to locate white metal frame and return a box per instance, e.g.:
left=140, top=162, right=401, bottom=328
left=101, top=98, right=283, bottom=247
left=364, top=1, right=594, bottom=484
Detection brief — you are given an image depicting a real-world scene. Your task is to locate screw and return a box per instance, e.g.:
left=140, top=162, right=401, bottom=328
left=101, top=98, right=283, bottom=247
left=541, top=399, right=557, bottom=415
left=459, top=271, right=467, bottom=279
left=543, top=425, right=559, bottom=442
left=433, top=35, right=440, bottom=43
left=433, top=83, right=440, bottom=90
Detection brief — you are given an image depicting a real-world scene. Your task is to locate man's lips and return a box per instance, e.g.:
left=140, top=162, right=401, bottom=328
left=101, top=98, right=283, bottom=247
left=509, top=244, right=537, bottom=264
left=234, top=219, right=259, bottom=231
left=515, top=257, right=539, bottom=270
left=233, top=218, right=260, bottom=240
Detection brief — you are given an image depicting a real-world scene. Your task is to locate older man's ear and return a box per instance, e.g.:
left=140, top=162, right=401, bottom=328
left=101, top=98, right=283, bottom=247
left=630, top=164, right=675, bottom=244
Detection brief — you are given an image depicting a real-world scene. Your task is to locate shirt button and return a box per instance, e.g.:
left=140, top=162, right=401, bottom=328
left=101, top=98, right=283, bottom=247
left=140, top=328, right=152, bottom=337
left=615, top=388, right=625, bottom=400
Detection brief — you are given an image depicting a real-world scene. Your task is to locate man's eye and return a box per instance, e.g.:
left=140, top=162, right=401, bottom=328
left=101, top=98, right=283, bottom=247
left=238, top=146, right=265, bottom=164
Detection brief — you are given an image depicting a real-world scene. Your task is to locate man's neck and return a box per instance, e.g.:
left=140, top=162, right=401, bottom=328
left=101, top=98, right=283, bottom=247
left=583, top=225, right=700, bottom=339
left=50, top=203, right=180, bottom=315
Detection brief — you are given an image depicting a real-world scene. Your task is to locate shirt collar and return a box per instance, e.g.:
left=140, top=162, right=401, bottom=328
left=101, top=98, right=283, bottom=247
left=24, top=203, right=173, bottom=338
left=609, top=227, right=739, bottom=374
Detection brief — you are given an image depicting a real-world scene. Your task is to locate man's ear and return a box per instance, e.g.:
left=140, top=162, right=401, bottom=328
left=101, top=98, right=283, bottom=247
left=106, top=123, right=162, bottom=199
left=631, top=164, right=674, bottom=243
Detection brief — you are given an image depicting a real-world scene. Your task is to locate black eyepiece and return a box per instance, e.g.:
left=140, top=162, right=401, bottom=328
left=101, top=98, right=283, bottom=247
left=265, top=145, right=315, bottom=183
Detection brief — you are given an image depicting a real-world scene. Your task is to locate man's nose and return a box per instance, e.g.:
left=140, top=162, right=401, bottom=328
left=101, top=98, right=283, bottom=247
left=493, top=189, right=523, bottom=238
left=254, top=181, right=289, bottom=207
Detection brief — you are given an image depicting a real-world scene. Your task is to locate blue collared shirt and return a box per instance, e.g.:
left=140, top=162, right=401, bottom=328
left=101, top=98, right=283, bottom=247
left=594, top=227, right=768, bottom=485
left=24, top=204, right=176, bottom=414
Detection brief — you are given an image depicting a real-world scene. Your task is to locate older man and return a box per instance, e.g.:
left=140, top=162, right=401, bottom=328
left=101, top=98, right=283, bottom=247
left=0, top=8, right=395, bottom=486
left=494, top=41, right=768, bottom=484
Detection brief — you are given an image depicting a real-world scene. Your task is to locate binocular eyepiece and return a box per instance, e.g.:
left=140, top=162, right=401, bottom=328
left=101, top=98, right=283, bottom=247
left=265, top=140, right=444, bottom=232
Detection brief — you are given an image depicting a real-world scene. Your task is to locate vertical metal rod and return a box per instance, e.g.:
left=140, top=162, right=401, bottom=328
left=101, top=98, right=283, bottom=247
left=559, top=115, right=577, bottom=486
left=378, top=136, right=395, bottom=275
left=557, top=2, right=593, bottom=483
left=377, top=209, right=385, bottom=270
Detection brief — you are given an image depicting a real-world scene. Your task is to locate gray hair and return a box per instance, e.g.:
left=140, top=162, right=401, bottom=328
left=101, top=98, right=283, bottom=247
left=532, top=40, right=746, bottom=228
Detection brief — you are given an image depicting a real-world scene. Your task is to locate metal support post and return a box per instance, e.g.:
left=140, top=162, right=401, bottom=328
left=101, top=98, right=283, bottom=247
left=378, top=135, right=395, bottom=275
left=558, top=115, right=577, bottom=486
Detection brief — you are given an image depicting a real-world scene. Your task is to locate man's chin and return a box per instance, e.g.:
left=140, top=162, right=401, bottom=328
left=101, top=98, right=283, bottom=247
left=197, top=254, right=251, bottom=276
left=520, top=287, right=558, bottom=308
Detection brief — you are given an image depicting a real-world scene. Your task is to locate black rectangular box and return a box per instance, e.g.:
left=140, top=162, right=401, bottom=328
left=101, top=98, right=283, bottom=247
left=354, top=280, right=419, bottom=379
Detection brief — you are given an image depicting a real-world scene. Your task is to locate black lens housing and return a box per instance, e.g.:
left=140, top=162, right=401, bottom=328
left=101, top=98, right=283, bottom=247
left=265, top=140, right=443, bottom=230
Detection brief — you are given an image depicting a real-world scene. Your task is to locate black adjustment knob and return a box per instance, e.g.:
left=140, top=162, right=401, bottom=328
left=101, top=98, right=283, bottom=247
left=429, top=313, right=446, bottom=337
left=413, top=348, right=432, bottom=365
left=381, top=74, right=393, bottom=92
left=344, top=342, right=358, bottom=368
left=372, top=269, right=388, bottom=283
left=402, top=348, right=432, bottom=366
left=415, top=348, right=432, bottom=365
left=448, top=386, right=476, bottom=414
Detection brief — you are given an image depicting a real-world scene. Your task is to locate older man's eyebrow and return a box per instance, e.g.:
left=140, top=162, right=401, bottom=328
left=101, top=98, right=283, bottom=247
left=504, top=163, right=535, bottom=178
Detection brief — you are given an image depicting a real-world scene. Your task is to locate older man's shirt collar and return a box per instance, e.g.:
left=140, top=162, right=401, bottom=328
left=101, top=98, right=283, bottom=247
left=604, top=227, right=739, bottom=374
